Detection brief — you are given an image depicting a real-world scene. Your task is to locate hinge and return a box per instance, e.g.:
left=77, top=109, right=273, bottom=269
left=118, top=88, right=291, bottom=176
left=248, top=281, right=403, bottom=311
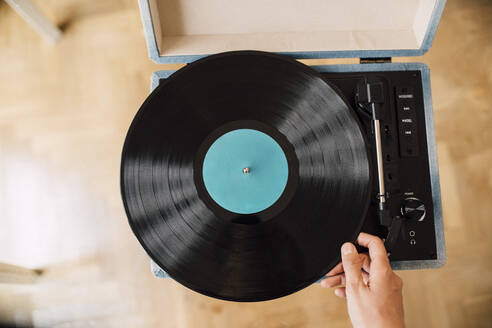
left=360, top=57, right=392, bottom=64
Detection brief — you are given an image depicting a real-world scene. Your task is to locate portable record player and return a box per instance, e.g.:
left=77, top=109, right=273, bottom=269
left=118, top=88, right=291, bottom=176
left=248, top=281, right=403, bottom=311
left=130, top=0, right=447, bottom=292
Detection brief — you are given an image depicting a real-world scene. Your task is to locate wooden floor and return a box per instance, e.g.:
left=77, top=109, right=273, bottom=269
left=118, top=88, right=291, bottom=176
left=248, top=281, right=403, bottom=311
left=0, top=0, right=491, bottom=327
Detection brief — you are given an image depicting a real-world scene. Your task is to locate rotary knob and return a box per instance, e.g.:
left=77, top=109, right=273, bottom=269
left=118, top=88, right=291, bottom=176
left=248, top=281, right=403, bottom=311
left=401, top=197, right=426, bottom=221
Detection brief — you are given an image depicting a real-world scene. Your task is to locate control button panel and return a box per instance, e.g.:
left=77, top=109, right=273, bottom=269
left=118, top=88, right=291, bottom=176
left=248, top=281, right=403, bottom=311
left=395, top=86, right=419, bottom=157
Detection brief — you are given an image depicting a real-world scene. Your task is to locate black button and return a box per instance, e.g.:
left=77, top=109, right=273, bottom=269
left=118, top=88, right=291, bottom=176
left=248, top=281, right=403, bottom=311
left=397, top=100, right=414, bottom=113
left=399, top=130, right=419, bottom=157
left=400, top=125, right=415, bottom=137
left=396, top=86, right=415, bottom=99
left=401, top=134, right=415, bottom=145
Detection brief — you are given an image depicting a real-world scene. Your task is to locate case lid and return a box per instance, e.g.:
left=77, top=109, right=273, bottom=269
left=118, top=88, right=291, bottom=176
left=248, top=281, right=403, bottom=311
left=139, top=0, right=446, bottom=64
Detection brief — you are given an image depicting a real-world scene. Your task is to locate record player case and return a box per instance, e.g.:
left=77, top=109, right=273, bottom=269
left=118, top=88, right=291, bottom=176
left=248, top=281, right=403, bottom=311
left=135, top=0, right=447, bottom=278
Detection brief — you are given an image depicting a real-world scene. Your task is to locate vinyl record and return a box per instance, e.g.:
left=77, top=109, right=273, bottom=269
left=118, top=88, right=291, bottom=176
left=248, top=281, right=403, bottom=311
left=121, top=51, right=372, bottom=301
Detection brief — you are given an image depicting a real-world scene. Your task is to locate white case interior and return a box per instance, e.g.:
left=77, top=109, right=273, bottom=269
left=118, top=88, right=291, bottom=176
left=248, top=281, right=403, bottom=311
left=147, top=0, right=438, bottom=56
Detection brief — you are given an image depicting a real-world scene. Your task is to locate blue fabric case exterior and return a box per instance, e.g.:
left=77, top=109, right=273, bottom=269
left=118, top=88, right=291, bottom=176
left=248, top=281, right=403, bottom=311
left=148, top=63, right=446, bottom=279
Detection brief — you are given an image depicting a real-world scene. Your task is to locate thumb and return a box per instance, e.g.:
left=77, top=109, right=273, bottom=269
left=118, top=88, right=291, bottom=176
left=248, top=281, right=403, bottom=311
left=341, top=243, right=365, bottom=291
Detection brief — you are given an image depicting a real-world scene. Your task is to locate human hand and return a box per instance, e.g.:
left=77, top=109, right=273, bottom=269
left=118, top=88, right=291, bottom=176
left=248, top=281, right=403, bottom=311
left=321, top=233, right=404, bottom=328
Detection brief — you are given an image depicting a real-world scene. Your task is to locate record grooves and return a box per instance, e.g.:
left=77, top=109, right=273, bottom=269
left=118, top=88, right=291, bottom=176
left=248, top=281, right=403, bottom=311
left=121, top=51, right=373, bottom=301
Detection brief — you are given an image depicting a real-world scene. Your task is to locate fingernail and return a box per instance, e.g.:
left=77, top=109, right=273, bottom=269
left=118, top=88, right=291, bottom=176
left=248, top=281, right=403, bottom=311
left=342, top=243, right=355, bottom=255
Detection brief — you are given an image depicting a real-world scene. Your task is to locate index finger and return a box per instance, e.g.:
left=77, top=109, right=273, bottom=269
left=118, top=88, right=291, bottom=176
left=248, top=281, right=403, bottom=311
left=326, top=261, right=344, bottom=277
left=356, top=233, right=390, bottom=269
